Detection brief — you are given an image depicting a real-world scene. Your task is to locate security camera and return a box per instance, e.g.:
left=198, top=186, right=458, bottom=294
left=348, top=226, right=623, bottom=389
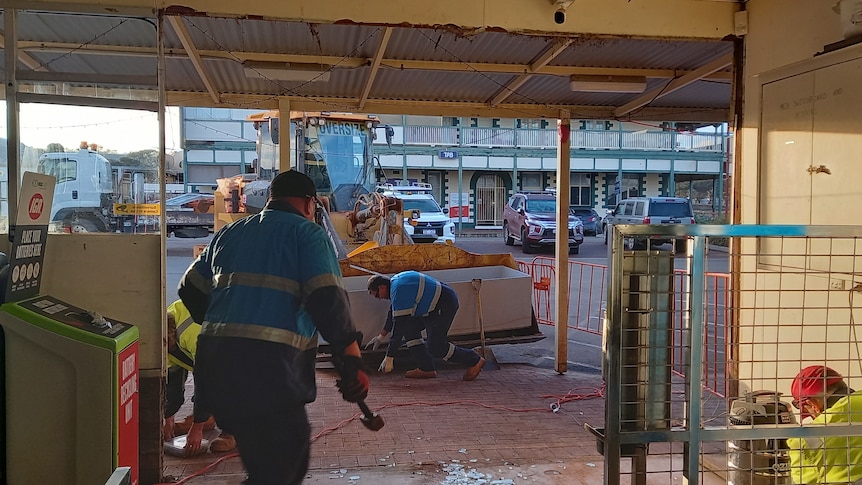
left=554, top=8, right=566, bottom=24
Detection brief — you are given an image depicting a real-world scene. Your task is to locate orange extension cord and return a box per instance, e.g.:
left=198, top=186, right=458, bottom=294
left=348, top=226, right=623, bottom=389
left=156, top=385, right=605, bottom=484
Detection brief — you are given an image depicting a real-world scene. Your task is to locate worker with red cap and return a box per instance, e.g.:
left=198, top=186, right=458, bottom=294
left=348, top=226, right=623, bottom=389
left=787, top=365, right=862, bottom=484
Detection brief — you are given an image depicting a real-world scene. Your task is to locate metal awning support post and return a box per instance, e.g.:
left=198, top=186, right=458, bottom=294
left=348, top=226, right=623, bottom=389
left=554, top=111, right=571, bottom=374
left=684, top=234, right=708, bottom=485
left=5, top=8, right=19, bottom=236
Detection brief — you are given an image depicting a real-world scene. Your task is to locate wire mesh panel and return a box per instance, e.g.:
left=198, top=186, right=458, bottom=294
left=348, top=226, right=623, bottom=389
left=599, top=225, right=862, bottom=485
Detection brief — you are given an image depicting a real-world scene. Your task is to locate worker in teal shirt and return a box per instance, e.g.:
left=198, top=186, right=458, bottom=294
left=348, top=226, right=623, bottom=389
left=179, top=170, right=369, bottom=485
left=787, top=365, right=862, bottom=484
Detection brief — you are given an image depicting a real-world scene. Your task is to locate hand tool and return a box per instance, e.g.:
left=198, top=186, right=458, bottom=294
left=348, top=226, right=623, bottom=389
left=471, top=278, right=500, bottom=370
left=357, top=400, right=385, bottom=431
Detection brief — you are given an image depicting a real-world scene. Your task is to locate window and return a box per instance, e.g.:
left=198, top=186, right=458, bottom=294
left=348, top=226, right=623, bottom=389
left=623, top=202, right=635, bottom=216
left=569, top=173, right=592, bottom=206
left=37, top=157, right=77, bottom=183
left=634, top=201, right=645, bottom=216
left=606, top=174, right=639, bottom=207
left=520, top=172, right=542, bottom=192
left=526, top=199, right=557, bottom=213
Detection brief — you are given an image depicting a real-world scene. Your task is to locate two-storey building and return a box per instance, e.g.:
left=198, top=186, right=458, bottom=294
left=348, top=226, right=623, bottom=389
left=181, top=108, right=730, bottom=230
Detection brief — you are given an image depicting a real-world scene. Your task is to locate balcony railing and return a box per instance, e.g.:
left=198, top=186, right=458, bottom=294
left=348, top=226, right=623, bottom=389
left=401, top=125, right=727, bottom=153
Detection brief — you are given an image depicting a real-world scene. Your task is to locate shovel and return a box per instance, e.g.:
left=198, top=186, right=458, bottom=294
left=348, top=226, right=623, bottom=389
left=471, top=278, right=500, bottom=370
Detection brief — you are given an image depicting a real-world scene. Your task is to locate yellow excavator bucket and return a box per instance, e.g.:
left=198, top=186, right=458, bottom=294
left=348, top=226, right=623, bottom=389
left=339, top=243, right=519, bottom=277
left=346, top=240, right=379, bottom=258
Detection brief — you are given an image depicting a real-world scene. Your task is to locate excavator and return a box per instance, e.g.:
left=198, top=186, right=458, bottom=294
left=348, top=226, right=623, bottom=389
left=214, top=110, right=543, bottom=351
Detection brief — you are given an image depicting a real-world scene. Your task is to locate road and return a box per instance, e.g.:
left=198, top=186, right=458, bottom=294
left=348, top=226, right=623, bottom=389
left=166, top=232, right=729, bottom=377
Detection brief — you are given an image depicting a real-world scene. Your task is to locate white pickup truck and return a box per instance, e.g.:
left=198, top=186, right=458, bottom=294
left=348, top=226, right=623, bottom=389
left=375, top=182, right=456, bottom=244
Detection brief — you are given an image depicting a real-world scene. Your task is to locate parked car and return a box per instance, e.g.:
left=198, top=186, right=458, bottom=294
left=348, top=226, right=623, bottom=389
left=603, top=196, right=695, bottom=253
left=376, top=182, right=456, bottom=244
left=569, top=207, right=601, bottom=236
left=502, top=191, right=584, bottom=254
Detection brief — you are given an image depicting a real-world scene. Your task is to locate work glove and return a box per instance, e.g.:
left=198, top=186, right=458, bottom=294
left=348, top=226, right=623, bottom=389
left=334, top=355, right=370, bottom=403
left=378, top=356, right=394, bottom=373
left=365, top=333, right=390, bottom=351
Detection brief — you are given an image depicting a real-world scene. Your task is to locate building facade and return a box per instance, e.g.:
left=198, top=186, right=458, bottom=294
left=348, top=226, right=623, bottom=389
left=181, top=109, right=730, bottom=229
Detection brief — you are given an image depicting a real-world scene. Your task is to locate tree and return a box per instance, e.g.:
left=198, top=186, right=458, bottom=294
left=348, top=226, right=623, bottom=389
left=120, top=149, right=159, bottom=170
left=46, top=143, right=65, bottom=153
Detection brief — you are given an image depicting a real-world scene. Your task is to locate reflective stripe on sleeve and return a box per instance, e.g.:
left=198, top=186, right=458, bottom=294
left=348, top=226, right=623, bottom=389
left=406, top=338, right=425, bottom=348
left=185, top=269, right=213, bottom=296
left=303, top=273, right=343, bottom=299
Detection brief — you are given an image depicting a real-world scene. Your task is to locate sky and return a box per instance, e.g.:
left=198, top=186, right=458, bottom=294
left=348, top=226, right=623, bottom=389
left=0, top=102, right=182, bottom=153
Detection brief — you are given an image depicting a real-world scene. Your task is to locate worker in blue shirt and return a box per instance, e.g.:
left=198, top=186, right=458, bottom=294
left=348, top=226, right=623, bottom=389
left=179, top=170, right=369, bottom=485
left=366, top=271, right=485, bottom=380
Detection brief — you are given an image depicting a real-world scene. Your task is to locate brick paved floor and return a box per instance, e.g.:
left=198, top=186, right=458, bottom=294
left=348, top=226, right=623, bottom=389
left=161, top=360, right=727, bottom=484
left=162, top=360, right=608, bottom=484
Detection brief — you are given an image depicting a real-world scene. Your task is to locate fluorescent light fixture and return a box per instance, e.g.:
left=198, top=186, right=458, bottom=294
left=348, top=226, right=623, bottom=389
left=569, top=75, right=647, bottom=93
left=243, top=61, right=331, bottom=82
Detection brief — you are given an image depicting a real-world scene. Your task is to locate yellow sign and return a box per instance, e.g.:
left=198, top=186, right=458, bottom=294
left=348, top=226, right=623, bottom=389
left=113, top=203, right=161, bottom=216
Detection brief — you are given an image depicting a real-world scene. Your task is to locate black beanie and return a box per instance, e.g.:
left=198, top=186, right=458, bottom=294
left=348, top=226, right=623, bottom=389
left=269, top=170, right=316, bottom=199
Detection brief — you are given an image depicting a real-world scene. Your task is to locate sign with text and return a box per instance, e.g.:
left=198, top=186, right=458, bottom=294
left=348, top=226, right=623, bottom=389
left=448, top=192, right=470, bottom=219
left=113, top=203, right=160, bottom=216
left=438, top=150, right=459, bottom=159
left=16, top=172, right=55, bottom=226
left=8, top=172, right=55, bottom=302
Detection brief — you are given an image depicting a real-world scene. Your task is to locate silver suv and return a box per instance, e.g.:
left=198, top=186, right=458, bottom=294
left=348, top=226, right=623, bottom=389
left=603, top=196, right=695, bottom=252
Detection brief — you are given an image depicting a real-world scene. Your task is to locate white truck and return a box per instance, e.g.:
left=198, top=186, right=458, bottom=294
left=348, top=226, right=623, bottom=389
left=36, top=146, right=212, bottom=236
left=375, top=181, right=456, bottom=244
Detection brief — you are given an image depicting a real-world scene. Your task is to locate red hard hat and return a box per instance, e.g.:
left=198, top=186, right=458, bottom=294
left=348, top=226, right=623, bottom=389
left=791, top=365, right=843, bottom=401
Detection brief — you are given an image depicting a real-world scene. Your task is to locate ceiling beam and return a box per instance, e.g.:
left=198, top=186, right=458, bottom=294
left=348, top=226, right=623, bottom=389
left=164, top=92, right=730, bottom=122
left=17, top=41, right=733, bottom=81
left=23, top=0, right=736, bottom=39
left=614, top=53, right=733, bottom=118
left=0, top=33, right=49, bottom=71
left=489, top=39, right=572, bottom=106
left=18, top=93, right=158, bottom=111
left=18, top=70, right=157, bottom=86
left=166, top=16, right=220, bottom=104
left=0, top=85, right=729, bottom=121
left=358, top=27, right=392, bottom=110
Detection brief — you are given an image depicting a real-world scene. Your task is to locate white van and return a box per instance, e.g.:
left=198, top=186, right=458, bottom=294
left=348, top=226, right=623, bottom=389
left=376, top=182, right=456, bottom=244
left=603, top=196, right=695, bottom=252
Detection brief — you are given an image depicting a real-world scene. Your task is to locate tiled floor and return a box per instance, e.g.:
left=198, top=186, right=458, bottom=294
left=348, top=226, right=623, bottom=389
left=161, top=360, right=726, bottom=484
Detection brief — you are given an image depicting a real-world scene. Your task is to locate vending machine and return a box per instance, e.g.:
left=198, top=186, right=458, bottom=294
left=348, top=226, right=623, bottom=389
left=0, top=295, right=139, bottom=485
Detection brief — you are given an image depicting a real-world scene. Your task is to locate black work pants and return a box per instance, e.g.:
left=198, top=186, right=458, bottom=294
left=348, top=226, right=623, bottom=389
left=195, top=335, right=316, bottom=485
left=219, top=404, right=310, bottom=485
left=402, top=284, right=481, bottom=371
left=164, top=366, right=188, bottom=419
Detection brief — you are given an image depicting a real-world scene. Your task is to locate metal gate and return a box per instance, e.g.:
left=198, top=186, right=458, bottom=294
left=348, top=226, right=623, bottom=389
left=474, top=174, right=505, bottom=227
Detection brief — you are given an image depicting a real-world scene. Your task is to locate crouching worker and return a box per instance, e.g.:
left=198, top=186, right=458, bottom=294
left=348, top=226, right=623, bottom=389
left=787, top=365, right=862, bottom=484
left=164, top=299, right=236, bottom=454
left=366, top=271, right=485, bottom=380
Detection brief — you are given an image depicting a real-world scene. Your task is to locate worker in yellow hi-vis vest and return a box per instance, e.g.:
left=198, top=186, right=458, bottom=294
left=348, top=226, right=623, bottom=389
left=164, top=299, right=236, bottom=454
